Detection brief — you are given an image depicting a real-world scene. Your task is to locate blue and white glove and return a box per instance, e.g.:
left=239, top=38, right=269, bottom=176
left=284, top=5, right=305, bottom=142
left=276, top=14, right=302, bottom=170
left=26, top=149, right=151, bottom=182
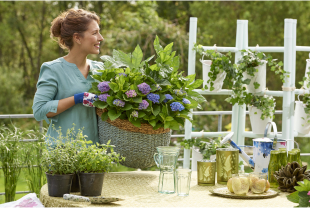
left=74, top=92, right=98, bottom=107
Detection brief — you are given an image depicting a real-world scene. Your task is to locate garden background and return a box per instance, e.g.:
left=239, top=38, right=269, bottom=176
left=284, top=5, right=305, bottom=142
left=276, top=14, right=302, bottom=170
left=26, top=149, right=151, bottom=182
left=1, top=0, right=310, bottom=203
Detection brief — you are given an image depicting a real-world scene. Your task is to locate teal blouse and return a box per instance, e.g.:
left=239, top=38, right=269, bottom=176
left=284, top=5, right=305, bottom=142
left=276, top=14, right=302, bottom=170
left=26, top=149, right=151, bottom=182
left=32, top=57, right=103, bottom=144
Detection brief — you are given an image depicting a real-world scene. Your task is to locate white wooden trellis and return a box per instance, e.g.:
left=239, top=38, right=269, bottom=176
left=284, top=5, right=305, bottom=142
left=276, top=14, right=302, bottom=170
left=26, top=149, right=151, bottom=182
left=183, top=17, right=310, bottom=169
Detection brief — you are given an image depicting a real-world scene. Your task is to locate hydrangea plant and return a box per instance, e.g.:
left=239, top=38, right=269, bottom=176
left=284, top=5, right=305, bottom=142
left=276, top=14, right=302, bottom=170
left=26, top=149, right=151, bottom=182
left=89, top=36, right=206, bottom=130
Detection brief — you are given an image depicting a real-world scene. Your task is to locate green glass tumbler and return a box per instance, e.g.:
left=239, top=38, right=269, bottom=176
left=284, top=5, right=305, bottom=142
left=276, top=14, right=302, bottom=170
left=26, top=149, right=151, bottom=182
left=287, top=151, right=297, bottom=164
left=278, top=149, right=287, bottom=168
left=291, top=148, right=302, bottom=166
left=268, top=150, right=279, bottom=188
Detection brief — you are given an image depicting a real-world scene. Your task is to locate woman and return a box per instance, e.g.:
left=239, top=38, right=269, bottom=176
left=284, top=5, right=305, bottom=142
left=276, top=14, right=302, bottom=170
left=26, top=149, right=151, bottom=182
left=32, top=8, right=103, bottom=144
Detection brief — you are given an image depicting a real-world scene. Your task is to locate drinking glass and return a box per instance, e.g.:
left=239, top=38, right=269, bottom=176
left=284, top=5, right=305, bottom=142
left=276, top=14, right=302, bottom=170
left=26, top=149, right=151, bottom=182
left=175, top=169, right=192, bottom=196
left=231, top=173, right=250, bottom=195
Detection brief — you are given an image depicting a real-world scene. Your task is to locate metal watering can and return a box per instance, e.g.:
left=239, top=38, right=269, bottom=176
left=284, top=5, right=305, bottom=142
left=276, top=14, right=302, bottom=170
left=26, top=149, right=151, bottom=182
left=221, top=122, right=281, bottom=173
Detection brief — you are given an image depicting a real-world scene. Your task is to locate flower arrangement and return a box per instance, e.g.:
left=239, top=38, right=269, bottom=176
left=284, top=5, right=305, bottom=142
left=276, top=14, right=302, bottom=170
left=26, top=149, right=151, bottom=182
left=90, top=36, right=206, bottom=130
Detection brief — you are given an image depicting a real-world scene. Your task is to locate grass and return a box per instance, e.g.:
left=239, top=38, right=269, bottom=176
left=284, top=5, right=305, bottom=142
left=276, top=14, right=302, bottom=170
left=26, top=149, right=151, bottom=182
left=0, top=169, right=30, bottom=204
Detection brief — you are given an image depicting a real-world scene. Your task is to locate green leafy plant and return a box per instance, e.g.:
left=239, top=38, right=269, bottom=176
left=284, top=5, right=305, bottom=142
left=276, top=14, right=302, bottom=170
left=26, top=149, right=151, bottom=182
left=193, top=44, right=235, bottom=91
left=0, top=125, right=27, bottom=202
left=23, top=128, right=46, bottom=197
left=287, top=179, right=310, bottom=207
left=42, top=125, right=83, bottom=175
left=180, top=137, right=229, bottom=160
left=249, top=94, right=276, bottom=120
left=76, top=139, right=125, bottom=173
left=90, top=36, right=206, bottom=130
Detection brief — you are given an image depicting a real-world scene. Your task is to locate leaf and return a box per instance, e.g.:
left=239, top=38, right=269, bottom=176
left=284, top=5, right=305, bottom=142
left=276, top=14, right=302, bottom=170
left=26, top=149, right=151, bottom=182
left=109, top=82, right=119, bottom=92
left=149, top=120, right=156, bottom=127
left=132, top=96, right=142, bottom=103
left=169, top=120, right=180, bottom=130
left=187, top=79, right=203, bottom=89
left=129, top=118, right=141, bottom=128
left=132, top=45, right=143, bottom=69
left=154, top=35, right=163, bottom=54
left=121, top=103, right=132, bottom=111
left=298, top=191, right=310, bottom=207
left=166, top=116, right=174, bottom=121
left=108, top=109, right=121, bottom=121
left=113, top=50, right=132, bottom=68
left=106, top=96, right=114, bottom=106
left=93, top=101, right=108, bottom=109
left=138, top=112, right=146, bottom=118
left=287, top=191, right=299, bottom=203
left=152, top=105, right=161, bottom=116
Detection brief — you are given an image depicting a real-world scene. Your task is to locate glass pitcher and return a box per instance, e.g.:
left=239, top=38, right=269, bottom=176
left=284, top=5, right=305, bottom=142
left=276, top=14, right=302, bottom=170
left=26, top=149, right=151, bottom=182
left=154, top=146, right=180, bottom=194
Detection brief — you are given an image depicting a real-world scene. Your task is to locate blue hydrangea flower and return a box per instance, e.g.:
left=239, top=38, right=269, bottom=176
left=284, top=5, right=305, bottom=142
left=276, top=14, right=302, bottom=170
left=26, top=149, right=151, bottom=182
left=147, top=93, right=160, bottom=104
left=113, top=99, right=125, bottom=107
left=262, top=168, right=268, bottom=174
left=170, top=102, right=185, bottom=111
left=131, top=111, right=138, bottom=118
left=138, top=100, right=149, bottom=110
left=125, top=90, right=137, bottom=98
left=153, top=84, right=162, bottom=91
left=137, top=82, right=151, bottom=95
left=182, top=98, right=191, bottom=104
left=163, top=94, right=173, bottom=103
left=98, top=93, right=110, bottom=102
left=258, top=142, right=273, bottom=158
left=173, top=89, right=187, bottom=96
left=97, top=81, right=110, bottom=92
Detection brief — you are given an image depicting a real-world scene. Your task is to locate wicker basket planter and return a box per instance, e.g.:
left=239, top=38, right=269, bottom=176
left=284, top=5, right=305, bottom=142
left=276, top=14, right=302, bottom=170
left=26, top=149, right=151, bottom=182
left=96, top=109, right=171, bottom=169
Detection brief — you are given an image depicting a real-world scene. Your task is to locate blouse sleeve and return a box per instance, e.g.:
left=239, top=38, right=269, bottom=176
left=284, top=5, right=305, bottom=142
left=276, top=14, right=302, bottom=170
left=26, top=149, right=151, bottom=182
left=32, top=63, right=59, bottom=124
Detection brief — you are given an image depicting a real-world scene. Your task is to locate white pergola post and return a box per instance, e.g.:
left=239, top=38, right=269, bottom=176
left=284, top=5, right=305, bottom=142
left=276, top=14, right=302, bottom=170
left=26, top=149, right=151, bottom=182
left=184, top=17, right=197, bottom=169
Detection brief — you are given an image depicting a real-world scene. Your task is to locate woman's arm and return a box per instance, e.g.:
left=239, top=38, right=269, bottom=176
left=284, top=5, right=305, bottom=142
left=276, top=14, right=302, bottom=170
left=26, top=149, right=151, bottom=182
left=46, top=96, right=75, bottom=118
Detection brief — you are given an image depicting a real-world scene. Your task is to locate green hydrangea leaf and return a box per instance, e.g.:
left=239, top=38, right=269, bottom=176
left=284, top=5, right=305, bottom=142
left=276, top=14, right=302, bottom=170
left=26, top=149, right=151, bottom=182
left=108, top=109, right=121, bottom=121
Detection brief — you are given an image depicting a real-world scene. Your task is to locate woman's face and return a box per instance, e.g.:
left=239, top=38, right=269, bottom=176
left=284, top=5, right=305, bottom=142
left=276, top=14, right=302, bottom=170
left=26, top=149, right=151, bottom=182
left=78, top=20, right=104, bottom=55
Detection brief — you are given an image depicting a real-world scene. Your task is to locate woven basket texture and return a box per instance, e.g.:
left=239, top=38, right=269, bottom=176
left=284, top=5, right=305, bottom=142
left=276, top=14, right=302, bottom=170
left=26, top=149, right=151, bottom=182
left=97, top=117, right=171, bottom=169
left=96, top=108, right=170, bottom=134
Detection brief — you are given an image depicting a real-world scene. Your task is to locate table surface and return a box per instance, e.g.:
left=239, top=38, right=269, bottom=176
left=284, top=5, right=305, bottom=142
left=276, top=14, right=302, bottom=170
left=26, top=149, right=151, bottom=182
left=40, top=171, right=296, bottom=207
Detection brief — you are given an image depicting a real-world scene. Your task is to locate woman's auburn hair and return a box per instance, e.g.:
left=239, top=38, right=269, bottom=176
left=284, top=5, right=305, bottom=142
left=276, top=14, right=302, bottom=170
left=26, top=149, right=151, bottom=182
left=50, top=8, right=100, bottom=50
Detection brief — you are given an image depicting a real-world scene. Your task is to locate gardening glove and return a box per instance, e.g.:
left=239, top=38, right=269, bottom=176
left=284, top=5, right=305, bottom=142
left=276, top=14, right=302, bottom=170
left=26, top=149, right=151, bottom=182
left=74, top=92, right=98, bottom=107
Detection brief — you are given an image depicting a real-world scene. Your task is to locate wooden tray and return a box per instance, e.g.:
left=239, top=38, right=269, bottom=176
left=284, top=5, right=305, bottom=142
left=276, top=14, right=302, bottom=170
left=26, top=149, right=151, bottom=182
left=210, top=187, right=279, bottom=199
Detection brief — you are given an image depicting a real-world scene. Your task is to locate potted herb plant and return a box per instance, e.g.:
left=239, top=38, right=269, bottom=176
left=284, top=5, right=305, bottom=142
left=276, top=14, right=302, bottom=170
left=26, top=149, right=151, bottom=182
left=76, top=139, right=124, bottom=196
left=90, top=36, right=206, bottom=169
left=194, top=44, right=235, bottom=92
left=41, top=126, right=80, bottom=197
left=248, top=94, right=276, bottom=134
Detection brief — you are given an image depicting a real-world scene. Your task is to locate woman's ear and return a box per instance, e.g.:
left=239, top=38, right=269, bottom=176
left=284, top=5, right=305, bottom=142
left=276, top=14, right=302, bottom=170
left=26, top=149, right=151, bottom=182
left=73, top=33, right=81, bottom=45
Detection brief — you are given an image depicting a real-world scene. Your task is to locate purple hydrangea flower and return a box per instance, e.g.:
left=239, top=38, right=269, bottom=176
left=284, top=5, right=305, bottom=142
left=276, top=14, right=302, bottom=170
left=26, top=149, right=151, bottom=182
left=170, top=102, right=185, bottom=111
left=97, top=81, right=110, bottom=93
left=113, top=99, right=125, bottom=107
left=147, top=93, right=160, bottom=104
left=131, top=111, right=138, bottom=118
left=137, top=82, right=151, bottom=95
left=125, top=90, right=137, bottom=98
left=182, top=98, right=191, bottom=104
left=153, top=84, right=162, bottom=91
left=163, top=94, right=173, bottom=103
left=173, top=89, right=187, bottom=96
left=98, top=93, right=110, bottom=102
left=118, top=73, right=127, bottom=77
left=138, top=100, right=149, bottom=110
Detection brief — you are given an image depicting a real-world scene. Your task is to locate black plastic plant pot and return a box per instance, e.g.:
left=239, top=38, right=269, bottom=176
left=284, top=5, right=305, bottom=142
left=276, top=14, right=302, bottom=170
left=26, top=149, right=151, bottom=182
left=70, top=173, right=80, bottom=192
left=46, top=173, right=74, bottom=197
left=79, top=172, right=105, bottom=196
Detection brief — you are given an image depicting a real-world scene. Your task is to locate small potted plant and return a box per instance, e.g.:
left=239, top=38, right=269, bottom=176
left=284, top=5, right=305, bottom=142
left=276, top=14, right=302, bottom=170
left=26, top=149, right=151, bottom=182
left=248, top=94, right=276, bottom=134
left=76, top=139, right=125, bottom=196
left=295, top=70, right=310, bottom=134
left=237, top=49, right=288, bottom=94
left=42, top=126, right=80, bottom=197
left=180, top=137, right=229, bottom=171
left=194, top=44, right=235, bottom=92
